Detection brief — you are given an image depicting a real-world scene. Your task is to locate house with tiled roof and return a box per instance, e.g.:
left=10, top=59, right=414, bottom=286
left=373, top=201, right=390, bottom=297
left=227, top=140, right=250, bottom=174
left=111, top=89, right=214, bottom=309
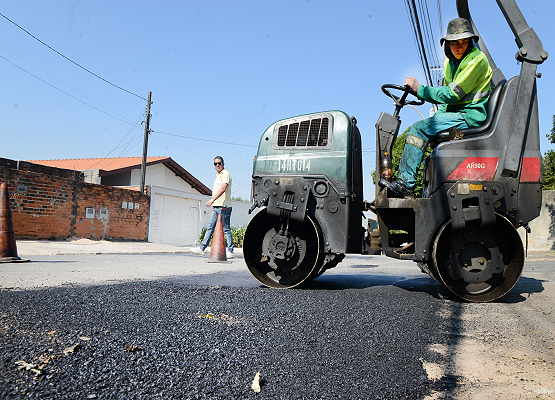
left=26, top=157, right=248, bottom=246
left=28, top=157, right=211, bottom=195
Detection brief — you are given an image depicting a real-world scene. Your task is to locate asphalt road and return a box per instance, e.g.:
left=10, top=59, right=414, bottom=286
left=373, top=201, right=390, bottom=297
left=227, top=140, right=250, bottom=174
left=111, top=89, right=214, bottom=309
left=1, top=251, right=554, bottom=399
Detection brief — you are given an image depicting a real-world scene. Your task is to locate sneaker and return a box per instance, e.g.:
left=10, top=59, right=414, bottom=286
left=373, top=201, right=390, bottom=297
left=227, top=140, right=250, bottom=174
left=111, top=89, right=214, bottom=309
left=226, top=250, right=235, bottom=259
left=378, top=178, right=415, bottom=199
left=190, top=246, right=205, bottom=256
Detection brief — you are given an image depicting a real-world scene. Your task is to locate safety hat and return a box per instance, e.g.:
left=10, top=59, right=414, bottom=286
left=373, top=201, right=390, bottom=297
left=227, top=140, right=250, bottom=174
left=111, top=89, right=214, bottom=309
left=440, top=18, right=479, bottom=45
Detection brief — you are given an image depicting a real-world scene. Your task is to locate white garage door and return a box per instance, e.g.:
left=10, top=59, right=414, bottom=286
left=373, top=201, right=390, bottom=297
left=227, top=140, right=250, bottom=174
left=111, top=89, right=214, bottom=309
left=150, top=194, right=199, bottom=246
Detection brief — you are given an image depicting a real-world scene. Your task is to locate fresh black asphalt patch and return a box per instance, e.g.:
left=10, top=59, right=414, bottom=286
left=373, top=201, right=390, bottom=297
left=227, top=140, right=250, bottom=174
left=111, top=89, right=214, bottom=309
left=0, top=280, right=462, bottom=399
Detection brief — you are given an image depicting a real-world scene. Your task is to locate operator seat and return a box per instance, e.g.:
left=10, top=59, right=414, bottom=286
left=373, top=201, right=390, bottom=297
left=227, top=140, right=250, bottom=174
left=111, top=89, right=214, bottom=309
left=429, top=79, right=507, bottom=148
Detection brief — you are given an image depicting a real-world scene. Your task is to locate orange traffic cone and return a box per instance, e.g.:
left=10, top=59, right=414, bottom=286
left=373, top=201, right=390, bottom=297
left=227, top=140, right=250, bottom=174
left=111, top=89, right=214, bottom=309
left=208, top=214, right=228, bottom=263
left=0, top=182, right=29, bottom=263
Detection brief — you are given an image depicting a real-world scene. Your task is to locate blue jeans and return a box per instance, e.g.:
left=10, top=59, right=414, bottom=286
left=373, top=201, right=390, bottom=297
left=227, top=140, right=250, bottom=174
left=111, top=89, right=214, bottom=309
left=398, top=112, right=469, bottom=189
left=200, top=207, right=233, bottom=252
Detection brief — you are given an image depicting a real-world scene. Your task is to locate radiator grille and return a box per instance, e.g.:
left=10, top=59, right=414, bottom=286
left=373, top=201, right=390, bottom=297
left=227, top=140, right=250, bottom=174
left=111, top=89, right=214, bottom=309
left=276, top=117, right=329, bottom=148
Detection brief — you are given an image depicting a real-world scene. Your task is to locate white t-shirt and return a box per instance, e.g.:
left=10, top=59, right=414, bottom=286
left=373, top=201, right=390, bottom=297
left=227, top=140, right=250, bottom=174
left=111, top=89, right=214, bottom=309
left=212, top=169, right=232, bottom=207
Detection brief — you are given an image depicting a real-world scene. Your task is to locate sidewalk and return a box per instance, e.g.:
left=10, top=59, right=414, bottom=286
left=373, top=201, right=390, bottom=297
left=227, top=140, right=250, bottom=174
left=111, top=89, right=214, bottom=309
left=14, top=238, right=236, bottom=257
left=12, top=238, right=554, bottom=258
left=2, top=238, right=246, bottom=290
left=3, top=238, right=553, bottom=291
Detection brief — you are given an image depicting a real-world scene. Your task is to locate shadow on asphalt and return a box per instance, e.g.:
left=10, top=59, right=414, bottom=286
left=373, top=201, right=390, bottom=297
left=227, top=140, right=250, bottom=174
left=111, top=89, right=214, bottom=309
left=172, top=268, right=545, bottom=304
left=303, top=274, right=449, bottom=299
left=296, top=274, right=545, bottom=303
left=496, top=276, right=546, bottom=304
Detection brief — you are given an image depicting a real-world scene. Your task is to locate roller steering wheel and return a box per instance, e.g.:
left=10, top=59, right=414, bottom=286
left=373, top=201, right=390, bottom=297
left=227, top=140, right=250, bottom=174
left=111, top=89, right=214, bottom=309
left=381, top=84, right=425, bottom=118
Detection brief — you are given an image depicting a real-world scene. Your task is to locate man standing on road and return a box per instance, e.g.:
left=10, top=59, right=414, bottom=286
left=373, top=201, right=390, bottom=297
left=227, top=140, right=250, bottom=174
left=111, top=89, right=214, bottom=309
left=191, top=156, right=234, bottom=258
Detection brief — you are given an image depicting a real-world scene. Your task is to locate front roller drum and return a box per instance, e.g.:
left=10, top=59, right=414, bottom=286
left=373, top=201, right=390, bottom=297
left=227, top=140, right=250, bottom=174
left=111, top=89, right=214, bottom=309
left=243, top=209, right=324, bottom=288
left=431, top=213, right=524, bottom=302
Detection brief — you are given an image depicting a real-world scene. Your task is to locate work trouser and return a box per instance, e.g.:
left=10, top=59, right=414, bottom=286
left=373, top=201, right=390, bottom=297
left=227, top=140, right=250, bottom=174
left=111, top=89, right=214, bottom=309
left=398, top=111, right=469, bottom=189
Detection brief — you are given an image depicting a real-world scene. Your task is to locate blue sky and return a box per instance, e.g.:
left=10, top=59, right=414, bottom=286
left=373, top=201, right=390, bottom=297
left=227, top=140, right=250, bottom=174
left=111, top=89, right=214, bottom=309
left=1, top=0, right=553, bottom=202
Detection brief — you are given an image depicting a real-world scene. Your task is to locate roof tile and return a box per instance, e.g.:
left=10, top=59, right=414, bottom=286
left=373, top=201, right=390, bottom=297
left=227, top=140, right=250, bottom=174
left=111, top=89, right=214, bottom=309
left=26, top=157, right=211, bottom=195
left=26, top=157, right=170, bottom=172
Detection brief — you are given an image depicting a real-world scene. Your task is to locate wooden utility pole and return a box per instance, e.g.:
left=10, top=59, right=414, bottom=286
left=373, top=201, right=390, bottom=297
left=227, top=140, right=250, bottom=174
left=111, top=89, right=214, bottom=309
left=139, top=91, right=152, bottom=194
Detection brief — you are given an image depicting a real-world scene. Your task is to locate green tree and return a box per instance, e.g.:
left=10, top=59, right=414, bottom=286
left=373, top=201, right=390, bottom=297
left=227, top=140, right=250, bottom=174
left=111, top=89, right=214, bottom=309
left=543, top=115, right=555, bottom=190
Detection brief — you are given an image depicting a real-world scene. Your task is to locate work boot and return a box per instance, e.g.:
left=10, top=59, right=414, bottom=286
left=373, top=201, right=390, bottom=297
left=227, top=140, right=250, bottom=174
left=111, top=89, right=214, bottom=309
left=378, top=178, right=415, bottom=199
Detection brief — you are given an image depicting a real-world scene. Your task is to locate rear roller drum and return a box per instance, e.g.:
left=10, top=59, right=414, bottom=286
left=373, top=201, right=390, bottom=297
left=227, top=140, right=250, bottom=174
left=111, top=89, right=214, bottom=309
left=243, top=209, right=324, bottom=288
left=431, top=213, right=524, bottom=302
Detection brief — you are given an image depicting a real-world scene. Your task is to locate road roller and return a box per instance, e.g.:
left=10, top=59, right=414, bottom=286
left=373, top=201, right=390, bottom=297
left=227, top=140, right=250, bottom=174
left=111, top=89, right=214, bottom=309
left=243, top=0, right=547, bottom=302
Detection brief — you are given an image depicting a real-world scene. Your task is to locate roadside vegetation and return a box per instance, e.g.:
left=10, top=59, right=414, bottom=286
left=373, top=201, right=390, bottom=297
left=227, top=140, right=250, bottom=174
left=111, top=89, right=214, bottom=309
left=198, top=225, right=246, bottom=248
left=542, top=114, right=555, bottom=190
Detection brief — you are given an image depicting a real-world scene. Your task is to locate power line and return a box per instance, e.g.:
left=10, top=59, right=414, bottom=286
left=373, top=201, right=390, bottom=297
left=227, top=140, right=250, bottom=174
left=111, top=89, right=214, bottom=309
left=411, top=0, right=434, bottom=86
left=233, top=176, right=253, bottom=186
left=0, top=12, right=147, bottom=102
left=100, top=109, right=146, bottom=162
left=437, top=0, right=444, bottom=40
left=0, top=43, right=136, bottom=124
left=152, top=131, right=258, bottom=148
left=405, top=1, right=429, bottom=85
left=231, top=176, right=255, bottom=197
left=418, top=0, right=441, bottom=84
left=117, top=136, right=144, bottom=157
left=2, top=45, right=148, bottom=169
left=232, top=179, right=254, bottom=196
left=115, top=111, right=147, bottom=151
left=1, top=54, right=137, bottom=125
left=436, top=0, right=444, bottom=86
left=404, top=0, right=438, bottom=87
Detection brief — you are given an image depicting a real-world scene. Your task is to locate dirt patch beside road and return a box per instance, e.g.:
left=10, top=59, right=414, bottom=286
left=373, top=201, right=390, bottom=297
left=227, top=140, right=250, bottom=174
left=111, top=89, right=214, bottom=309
left=425, top=255, right=555, bottom=400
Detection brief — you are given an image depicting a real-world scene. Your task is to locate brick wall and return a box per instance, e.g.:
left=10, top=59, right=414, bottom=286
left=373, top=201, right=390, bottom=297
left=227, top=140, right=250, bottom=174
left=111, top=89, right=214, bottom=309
left=73, top=183, right=149, bottom=240
left=0, top=158, right=150, bottom=241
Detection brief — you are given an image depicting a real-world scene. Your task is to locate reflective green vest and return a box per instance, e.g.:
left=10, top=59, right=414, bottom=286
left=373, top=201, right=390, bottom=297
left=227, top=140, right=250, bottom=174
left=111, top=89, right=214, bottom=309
left=443, top=47, right=493, bottom=126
